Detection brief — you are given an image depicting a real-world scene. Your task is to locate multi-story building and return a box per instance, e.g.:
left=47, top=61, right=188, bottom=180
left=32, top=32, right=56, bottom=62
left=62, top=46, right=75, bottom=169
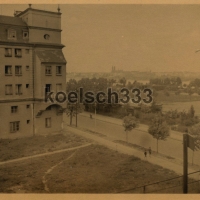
left=0, top=5, right=67, bottom=138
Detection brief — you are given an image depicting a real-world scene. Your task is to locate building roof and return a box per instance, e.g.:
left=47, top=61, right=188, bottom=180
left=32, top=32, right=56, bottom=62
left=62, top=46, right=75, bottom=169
left=16, top=8, right=61, bottom=17
left=36, top=49, right=66, bottom=64
left=0, top=15, right=27, bottom=26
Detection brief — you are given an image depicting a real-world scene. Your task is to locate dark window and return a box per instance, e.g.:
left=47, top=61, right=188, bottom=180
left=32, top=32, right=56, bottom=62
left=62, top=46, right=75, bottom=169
left=56, top=66, right=62, bottom=75
left=45, top=118, right=51, bottom=128
left=5, top=85, right=12, bottom=95
left=5, top=65, right=12, bottom=75
left=45, top=84, right=51, bottom=96
left=10, top=121, right=20, bottom=133
left=45, top=66, right=52, bottom=75
left=23, top=32, right=29, bottom=39
left=27, top=120, right=30, bottom=124
left=5, top=48, right=12, bottom=57
left=15, top=66, right=22, bottom=75
left=26, top=84, right=29, bottom=88
left=15, top=49, right=22, bottom=57
left=8, top=29, right=16, bottom=40
left=26, top=105, right=30, bottom=108
left=26, top=66, right=29, bottom=70
left=11, top=106, right=18, bottom=113
left=15, top=84, right=22, bottom=95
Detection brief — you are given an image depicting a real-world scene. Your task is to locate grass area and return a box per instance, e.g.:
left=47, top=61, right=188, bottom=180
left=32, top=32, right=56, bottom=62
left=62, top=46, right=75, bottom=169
left=0, top=132, right=90, bottom=162
left=0, top=133, right=199, bottom=193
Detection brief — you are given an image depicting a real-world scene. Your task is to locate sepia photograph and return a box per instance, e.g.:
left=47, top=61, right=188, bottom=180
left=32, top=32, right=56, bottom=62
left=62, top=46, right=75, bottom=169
left=0, top=1, right=200, bottom=197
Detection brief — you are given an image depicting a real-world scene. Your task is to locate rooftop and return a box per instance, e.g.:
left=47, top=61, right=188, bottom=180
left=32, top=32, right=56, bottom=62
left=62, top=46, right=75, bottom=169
left=36, top=49, right=66, bottom=64
left=16, top=8, right=61, bottom=17
left=0, top=15, right=27, bottom=26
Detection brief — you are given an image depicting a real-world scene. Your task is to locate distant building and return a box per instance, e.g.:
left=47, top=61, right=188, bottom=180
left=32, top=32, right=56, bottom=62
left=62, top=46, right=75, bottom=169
left=0, top=5, right=67, bottom=138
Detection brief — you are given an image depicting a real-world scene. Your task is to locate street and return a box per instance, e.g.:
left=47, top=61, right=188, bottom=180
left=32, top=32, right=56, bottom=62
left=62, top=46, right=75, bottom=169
left=64, top=112, right=200, bottom=167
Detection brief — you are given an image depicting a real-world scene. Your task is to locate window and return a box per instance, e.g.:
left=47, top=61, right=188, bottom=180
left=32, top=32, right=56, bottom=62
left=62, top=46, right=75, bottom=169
left=15, top=49, right=22, bottom=57
left=5, top=85, right=12, bottom=95
left=44, top=34, right=50, bottom=40
left=8, top=29, right=16, bottom=40
left=15, top=84, right=22, bottom=95
left=56, top=66, right=62, bottom=75
left=23, top=31, right=29, bottom=39
left=27, top=120, right=30, bottom=124
left=11, top=106, right=18, bottom=113
left=26, top=84, right=29, bottom=88
left=5, top=65, right=12, bottom=75
left=45, top=118, right=51, bottom=128
left=10, top=121, right=20, bottom=133
left=26, top=105, right=30, bottom=108
left=5, top=48, right=12, bottom=57
left=45, top=84, right=51, bottom=96
left=15, top=66, right=22, bottom=75
left=45, top=66, right=52, bottom=75
left=56, top=84, right=62, bottom=93
left=26, top=66, right=29, bottom=70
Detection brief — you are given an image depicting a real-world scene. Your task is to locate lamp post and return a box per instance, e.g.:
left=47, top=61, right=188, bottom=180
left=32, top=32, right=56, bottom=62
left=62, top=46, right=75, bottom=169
left=75, top=88, right=78, bottom=127
left=94, top=102, right=97, bottom=130
left=76, top=101, right=77, bottom=127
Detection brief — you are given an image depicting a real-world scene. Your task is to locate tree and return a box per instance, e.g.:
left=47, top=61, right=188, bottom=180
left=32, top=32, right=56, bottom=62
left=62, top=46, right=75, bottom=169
left=188, top=124, right=200, bottom=164
left=65, top=103, right=83, bottom=126
left=188, top=105, right=195, bottom=118
left=188, top=124, right=200, bottom=150
left=148, top=115, right=170, bottom=153
left=123, top=114, right=139, bottom=142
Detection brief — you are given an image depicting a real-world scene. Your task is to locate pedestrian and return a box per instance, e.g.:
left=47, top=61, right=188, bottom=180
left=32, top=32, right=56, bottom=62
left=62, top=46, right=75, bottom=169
left=144, top=150, right=147, bottom=158
left=148, top=147, right=151, bottom=157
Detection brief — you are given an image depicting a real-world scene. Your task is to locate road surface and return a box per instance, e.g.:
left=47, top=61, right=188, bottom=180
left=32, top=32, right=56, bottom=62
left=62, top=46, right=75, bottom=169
left=63, top=112, right=200, bottom=167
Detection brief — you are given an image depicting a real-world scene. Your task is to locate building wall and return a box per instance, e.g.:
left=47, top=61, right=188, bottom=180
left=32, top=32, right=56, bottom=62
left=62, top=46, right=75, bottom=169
left=34, top=104, right=63, bottom=135
left=29, top=29, right=61, bottom=44
left=0, top=101, right=33, bottom=137
left=0, top=46, right=33, bottom=100
left=0, top=101, right=64, bottom=138
left=0, top=8, right=66, bottom=138
left=34, top=55, right=66, bottom=100
left=20, top=10, right=61, bottom=30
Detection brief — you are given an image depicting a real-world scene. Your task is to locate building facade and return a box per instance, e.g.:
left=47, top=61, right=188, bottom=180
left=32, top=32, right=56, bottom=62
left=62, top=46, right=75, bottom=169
left=0, top=6, right=67, bottom=138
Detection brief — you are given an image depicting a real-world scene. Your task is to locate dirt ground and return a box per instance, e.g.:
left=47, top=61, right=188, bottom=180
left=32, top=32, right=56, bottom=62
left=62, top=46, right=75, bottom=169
left=0, top=132, right=199, bottom=193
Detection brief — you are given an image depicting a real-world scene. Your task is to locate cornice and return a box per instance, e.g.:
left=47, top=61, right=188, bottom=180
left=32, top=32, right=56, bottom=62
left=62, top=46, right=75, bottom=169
left=28, top=26, right=62, bottom=32
left=16, top=8, right=62, bottom=17
left=0, top=41, right=65, bottom=49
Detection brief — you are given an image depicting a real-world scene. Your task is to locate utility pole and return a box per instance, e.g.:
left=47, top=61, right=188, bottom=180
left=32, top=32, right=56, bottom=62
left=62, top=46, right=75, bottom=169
left=75, top=88, right=78, bottom=127
left=94, top=102, right=97, bottom=130
left=183, top=133, right=188, bottom=194
left=76, top=101, right=77, bottom=127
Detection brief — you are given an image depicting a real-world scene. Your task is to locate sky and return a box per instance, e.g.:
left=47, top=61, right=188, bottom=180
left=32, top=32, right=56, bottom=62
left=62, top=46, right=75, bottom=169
left=1, top=3, right=200, bottom=73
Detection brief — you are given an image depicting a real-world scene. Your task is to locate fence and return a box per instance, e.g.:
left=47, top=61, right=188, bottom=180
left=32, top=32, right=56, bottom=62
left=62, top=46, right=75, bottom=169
left=117, top=170, right=200, bottom=193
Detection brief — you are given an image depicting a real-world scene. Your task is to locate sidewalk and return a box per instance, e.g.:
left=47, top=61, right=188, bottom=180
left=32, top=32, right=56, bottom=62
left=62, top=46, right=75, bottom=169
left=80, top=112, right=183, bottom=141
left=65, top=125, right=200, bottom=180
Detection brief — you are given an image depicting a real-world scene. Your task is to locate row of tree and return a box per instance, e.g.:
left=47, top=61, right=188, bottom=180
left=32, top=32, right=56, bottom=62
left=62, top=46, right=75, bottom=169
left=123, top=112, right=200, bottom=154
left=149, top=77, right=182, bottom=86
